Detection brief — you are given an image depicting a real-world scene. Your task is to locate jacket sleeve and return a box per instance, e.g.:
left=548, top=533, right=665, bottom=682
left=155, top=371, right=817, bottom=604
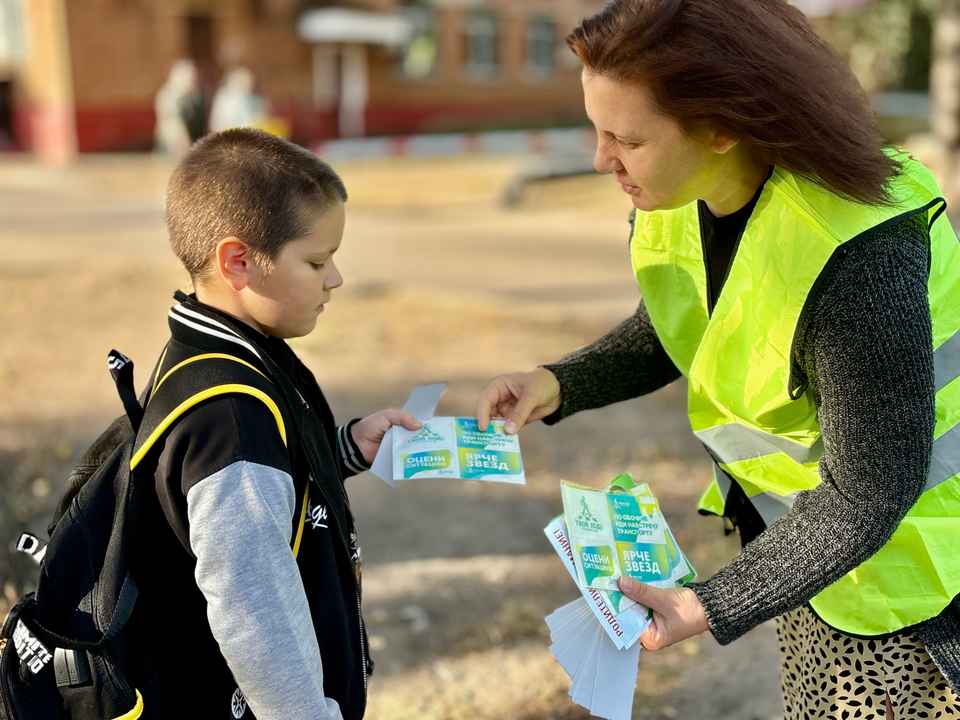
left=542, top=299, right=682, bottom=424
left=187, top=460, right=345, bottom=720
left=337, top=419, right=372, bottom=478
left=690, top=220, right=935, bottom=645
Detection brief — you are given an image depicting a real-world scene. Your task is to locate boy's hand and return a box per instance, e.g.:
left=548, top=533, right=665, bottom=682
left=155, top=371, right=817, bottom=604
left=351, top=410, right=422, bottom=465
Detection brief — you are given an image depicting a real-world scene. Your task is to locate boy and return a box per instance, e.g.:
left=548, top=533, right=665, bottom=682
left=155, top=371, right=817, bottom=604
left=126, top=128, right=419, bottom=719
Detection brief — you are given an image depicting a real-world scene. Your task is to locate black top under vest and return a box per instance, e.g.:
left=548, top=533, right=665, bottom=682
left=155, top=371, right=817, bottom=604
left=697, top=185, right=767, bottom=545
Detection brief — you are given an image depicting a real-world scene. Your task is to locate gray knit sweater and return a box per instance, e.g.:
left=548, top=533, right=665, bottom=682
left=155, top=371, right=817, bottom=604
left=542, top=214, right=960, bottom=690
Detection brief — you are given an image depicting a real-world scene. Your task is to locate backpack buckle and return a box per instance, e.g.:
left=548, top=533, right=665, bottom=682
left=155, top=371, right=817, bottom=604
left=53, top=648, right=91, bottom=688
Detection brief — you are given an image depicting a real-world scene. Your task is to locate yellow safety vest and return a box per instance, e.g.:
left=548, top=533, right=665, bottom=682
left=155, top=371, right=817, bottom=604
left=630, top=149, right=960, bottom=636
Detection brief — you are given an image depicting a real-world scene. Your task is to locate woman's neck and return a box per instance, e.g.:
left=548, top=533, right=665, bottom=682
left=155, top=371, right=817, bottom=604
left=703, top=146, right=770, bottom=218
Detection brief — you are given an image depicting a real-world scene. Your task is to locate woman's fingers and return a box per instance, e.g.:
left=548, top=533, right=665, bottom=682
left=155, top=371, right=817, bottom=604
left=618, top=576, right=670, bottom=616
left=476, top=369, right=562, bottom=433
left=477, top=378, right=514, bottom=431
left=504, top=389, right=545, bottom=434
left=617, top=577, right=711, bottom=651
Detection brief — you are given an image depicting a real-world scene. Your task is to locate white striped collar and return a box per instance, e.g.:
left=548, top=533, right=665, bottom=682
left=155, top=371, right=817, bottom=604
left=169, top=304, right=263, bottom=361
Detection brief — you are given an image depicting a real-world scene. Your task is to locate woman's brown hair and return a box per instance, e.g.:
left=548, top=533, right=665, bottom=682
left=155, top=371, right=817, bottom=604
left=568, top=0, right=899, bottom=205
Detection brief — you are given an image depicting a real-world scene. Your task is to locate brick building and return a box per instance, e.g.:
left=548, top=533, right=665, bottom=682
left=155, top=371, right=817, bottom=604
left=0, top=0, right=604, bottom=159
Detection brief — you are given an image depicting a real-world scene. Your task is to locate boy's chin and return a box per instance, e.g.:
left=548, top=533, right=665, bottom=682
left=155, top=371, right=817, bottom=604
left=271, top=317, right=319, bottom=340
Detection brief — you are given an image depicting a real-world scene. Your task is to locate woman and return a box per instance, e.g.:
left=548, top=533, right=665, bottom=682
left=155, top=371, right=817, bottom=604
left=477, top=0, right=960, bottom=717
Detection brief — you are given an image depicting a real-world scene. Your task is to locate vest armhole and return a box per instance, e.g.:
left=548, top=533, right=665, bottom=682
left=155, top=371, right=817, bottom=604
left=786, top=201, right=943, bottom=399
left=804, top=601, right=924, bottom=641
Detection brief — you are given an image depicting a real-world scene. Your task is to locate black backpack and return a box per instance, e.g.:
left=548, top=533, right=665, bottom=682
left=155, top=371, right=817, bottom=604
left=0, top=348, right=290, bottom=720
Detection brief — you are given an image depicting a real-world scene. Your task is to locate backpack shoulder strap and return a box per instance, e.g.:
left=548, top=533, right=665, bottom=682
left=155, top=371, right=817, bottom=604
left=131, top=352, right=291, bottom=471
left=129, top=352, right=308, bottom=556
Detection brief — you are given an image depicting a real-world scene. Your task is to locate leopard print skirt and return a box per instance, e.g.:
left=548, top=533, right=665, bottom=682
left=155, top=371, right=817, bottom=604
left=776, top=605, right=960, bottom=719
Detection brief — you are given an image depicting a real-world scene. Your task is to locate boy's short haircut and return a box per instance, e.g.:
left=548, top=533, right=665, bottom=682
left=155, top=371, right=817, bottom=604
left=167, top=128, right=348, bottom=281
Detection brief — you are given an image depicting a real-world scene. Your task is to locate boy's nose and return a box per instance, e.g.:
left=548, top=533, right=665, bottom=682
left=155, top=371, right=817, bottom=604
left=325, top=261, right=344, bottom=290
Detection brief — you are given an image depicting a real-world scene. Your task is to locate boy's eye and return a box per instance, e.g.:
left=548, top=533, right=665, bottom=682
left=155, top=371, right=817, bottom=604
left=310, top=262, right=326, bottom=270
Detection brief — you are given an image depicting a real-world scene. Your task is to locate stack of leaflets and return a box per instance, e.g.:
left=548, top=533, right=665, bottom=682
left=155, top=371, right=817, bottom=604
left=370, top=384, right=525, bottom=486
left=543, top=474, right=695, bottom=720
left=561, top=476, right=696, bottom=592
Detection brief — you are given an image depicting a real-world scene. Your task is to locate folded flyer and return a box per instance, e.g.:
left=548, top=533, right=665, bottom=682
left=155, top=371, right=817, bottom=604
left=544, top=515, right=652, bottom=649
left=560, top=476, right=695, bottom=592
left=392, top=417, right=525, bottom=484
left=545, top=598, right=642, bottom=720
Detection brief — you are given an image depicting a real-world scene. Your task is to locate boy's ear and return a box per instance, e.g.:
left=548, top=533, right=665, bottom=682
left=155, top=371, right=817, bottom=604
left=215, top=237, right=253, bottom=291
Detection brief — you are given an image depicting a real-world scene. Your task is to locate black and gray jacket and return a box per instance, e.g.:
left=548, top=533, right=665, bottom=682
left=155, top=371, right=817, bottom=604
left=126, top=298, right=371, bottom=720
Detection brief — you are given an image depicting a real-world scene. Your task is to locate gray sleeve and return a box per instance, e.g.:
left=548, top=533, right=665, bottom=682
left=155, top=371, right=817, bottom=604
left=542, top=299, right=682, bottom=424
left=187, top=461, right=345, bottom=720
left=690, top=220, right=935, bottom=645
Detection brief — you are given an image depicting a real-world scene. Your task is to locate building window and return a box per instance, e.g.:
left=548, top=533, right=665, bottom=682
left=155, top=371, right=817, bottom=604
left=465, top=9, right=499, bottom=80
left=527, top=15, right=554, bottom=80
left=0, top=0, right=25, bottom=67
left=400, top=1, right=438, bottom=80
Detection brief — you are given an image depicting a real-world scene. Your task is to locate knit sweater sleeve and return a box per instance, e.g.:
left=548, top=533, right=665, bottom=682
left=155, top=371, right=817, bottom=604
left=541, top=299, right=682, bottom=423
left=690, top=216, right=936, bottom=645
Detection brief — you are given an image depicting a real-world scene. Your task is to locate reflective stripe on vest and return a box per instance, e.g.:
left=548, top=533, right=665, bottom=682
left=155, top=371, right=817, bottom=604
left=697, top=325, right=960, bottom=495
left=632, top=148, right=960, bottom=636
left=706, top=461, right=799, bottom=526
left=935, top=328, right=960, bottom=393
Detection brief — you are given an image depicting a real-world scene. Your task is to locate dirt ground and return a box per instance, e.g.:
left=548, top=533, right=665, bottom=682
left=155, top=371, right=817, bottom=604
left=0, top=152, right=784, bottom=720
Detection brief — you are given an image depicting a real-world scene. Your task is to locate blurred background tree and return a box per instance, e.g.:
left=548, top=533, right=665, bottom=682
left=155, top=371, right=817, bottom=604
left=932, top=0, right=960, bottom=209
left=814, top=0, right=938, bottom=96
left=804, top=0, right=960, bottom=212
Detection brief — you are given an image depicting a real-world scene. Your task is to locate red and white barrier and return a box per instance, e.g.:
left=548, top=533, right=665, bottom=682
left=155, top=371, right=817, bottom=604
left=312, top=127, right=597, bottom=161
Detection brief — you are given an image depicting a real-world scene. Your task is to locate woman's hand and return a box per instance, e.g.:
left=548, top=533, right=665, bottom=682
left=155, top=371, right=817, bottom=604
left=476, top=368, right=562, bottom=434
left=350, top=410, right=422, bottom=465
left=617, top=577, right=711, bottom=651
